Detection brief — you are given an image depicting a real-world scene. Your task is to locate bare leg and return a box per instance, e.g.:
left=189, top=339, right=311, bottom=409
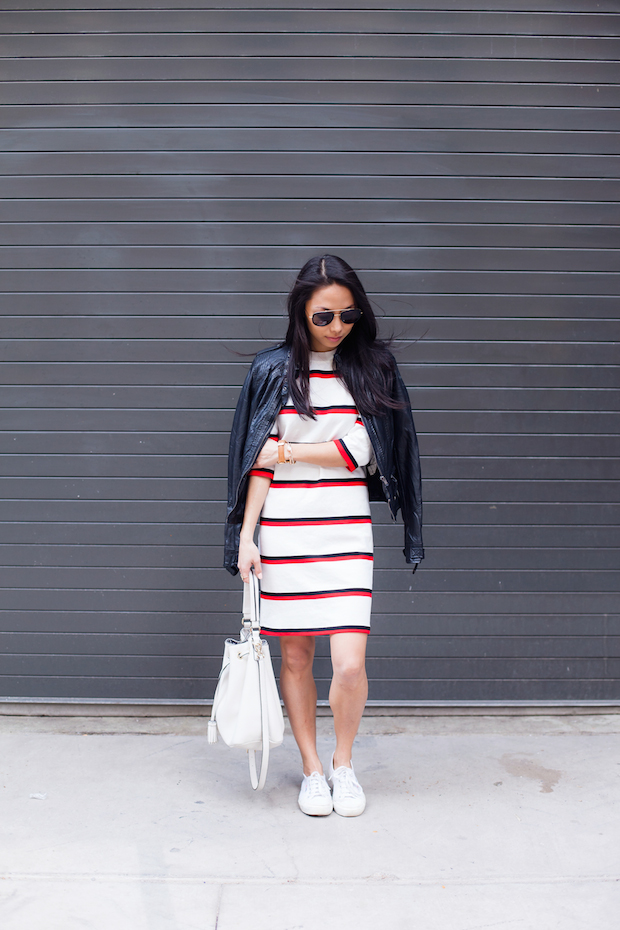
left=279, top=636, right=323, bottom=775
left=329, top=632, right=368, bottom=769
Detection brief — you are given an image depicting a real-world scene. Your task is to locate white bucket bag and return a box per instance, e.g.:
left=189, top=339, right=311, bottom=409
left=208, top=569, right=285, bottom=790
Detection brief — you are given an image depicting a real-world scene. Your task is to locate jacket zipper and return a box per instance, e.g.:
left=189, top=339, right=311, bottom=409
left=380, top=474, right=397, bottom=523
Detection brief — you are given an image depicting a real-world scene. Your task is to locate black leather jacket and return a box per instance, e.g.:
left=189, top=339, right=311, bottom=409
left=224, top=344, right=423, bottom=574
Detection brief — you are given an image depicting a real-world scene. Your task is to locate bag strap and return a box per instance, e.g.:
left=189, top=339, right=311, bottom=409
left=246, top=569, right=270, bottom=791
left=242, top=576, right=252, bottom=623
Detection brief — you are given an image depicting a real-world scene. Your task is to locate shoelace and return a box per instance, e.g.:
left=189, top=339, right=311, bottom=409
left=332, top=766, right=362, bottom=799
left=305, top=772, right=329, bottom=798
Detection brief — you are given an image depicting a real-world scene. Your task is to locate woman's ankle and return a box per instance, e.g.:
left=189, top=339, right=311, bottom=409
left=301, top=754, right=324, bottom=776
left=332, top=750, right=353, bottom=770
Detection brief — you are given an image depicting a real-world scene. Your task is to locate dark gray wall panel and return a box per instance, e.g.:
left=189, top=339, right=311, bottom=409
left=5, top=201, right=617, bottom=226
left=3, top=58, right=618, bottom=84
left=2, top=383, right=619, bottom=415
left=7, top=152, right=620, bottom=178
left=3, top=632, right=618, bottom=661
left=2, top=429, right=619, bottom=456
left=1, top=1, right=618, bottom=703
left=4, top=27, right=619, bottom=56
left=6, top=82, right=618, bottom=107
left=4, top=104, right=618, bottom=132
left=0, top=366, right=617, bottom=392
left=0, top=543, right=618, bottom=571
left=3, top=10, right=619, bottom=34
left=3, top=128, right=618, bottom=154
left=3, top=223, right=620, bottom=250
left=3, top=245, right=619, bottom=272
left=1, top=454, right=618, bottom=482
left=10, top=0, right=619, bottom=10
left=0, top=611, right=616, bottom=638
left=3, top=293, right=619, bottom=320
left=3, top=270, right=620, bottom=296
left=6, top=177, right=619, bottom=200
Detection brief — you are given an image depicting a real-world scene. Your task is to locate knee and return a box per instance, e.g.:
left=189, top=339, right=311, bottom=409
left=281, top=642, right=314, bottom=677
left=332, top=656, right=366, bottom=689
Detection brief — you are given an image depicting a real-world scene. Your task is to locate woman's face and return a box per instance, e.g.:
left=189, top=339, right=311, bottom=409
left=304, top=283, right=357, bottom=353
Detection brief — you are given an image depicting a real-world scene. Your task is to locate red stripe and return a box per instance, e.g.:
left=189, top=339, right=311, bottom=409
left=334, top=438, right=357, bottom=472
left=261, top=589, right=372, bottom=601
left=270, top=479, right=367, bottom=489
left=261, top=553, right=373, bottom=565
left=249, top=468, right=274, bottom=479
left=309, top=371, right=337, bottom=379
left=260, top=516, right=371, bottom=527
left=279, top=406, right=357, bottom=416
left=261, top=627, right=370, bottom=637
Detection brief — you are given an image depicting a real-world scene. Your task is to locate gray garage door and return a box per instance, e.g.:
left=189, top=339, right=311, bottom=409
left=1, top=1, right=618, bottom=703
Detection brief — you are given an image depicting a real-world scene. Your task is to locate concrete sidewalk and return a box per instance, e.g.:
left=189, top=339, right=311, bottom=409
left=0, top=713, right=618, bottom=930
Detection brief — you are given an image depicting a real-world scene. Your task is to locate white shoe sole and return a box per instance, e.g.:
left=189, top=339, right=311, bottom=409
left=298, top=798, right=333, bottom=816
left=333, top=798, right=366, bottom=817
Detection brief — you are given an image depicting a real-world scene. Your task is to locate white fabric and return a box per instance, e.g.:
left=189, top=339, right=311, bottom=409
left=259, top=350, right=374, bottom=636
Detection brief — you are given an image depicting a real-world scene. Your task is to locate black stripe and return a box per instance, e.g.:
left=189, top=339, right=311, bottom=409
left=337, top=438, right=358, bottom=469
left=261, top=587, right=372, bottom=598
left=262, top=551, right=372, bottom=562
left=314, top=405, right=357, bottom=412
left=270, top=477, right=366, bottom=486
left=280, top=404, right=357, bottom=414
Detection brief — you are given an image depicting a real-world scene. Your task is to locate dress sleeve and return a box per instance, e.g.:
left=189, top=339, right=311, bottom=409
left=334, top=419, right=373, bottom=472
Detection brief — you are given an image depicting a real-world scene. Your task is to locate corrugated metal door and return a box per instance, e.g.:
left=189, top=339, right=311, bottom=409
left=1, top=1, right=618, bottom=702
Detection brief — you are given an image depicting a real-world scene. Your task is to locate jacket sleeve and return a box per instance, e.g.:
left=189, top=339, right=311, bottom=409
left=223, top=363, right=256, bottom=576
left=223, top=350, right=284, bottom=574
left=226, top=364, right=255, bottom=521
left=392, top=364, right=424, bottom=564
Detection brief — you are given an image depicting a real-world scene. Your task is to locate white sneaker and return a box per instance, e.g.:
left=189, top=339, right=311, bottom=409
left=298, top=771, right=333, bottom=816
left=328, top=754, right=366, bottom=817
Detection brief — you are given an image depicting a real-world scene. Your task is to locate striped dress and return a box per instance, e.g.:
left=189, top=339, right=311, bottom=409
left=252, top=350, right=374, bottom=636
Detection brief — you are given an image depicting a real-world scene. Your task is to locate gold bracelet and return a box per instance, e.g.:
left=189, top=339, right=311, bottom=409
left=285, top=442, right=296, bottom=464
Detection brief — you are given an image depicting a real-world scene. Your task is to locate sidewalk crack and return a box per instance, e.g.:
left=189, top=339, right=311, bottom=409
left=214, top=883, right=223, bottom=930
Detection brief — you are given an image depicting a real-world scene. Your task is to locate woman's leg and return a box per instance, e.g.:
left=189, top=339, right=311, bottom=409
left=329, top=632, right=368, bottom=768
left=279, top=635, right=323, bottom=775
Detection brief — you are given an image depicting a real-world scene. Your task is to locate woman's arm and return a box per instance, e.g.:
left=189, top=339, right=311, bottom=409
left=237, top=473, right=272, bottom=581
left=255, top=438, right=350, bottom=470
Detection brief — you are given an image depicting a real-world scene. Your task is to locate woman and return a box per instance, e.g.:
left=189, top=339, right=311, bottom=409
left=224, top=255, right=423, bottom=817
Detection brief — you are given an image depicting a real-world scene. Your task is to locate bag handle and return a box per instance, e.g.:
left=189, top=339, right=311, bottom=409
left=245, top=569, right=270, bottom=791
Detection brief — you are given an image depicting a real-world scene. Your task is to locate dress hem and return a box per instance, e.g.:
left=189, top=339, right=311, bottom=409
left=261, top=627, right=370, bottom=637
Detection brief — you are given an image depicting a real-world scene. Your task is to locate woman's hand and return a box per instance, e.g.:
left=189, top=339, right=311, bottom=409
left=254, top=437, right=279, bottom=469
left=238, top=536, right=262, bottom=582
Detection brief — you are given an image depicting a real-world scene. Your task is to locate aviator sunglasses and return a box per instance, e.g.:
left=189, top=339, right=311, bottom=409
left=311, top=308, right=363, bottom=327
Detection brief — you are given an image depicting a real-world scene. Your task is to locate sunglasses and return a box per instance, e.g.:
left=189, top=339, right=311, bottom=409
left=311, top=308, right=363, bottom=327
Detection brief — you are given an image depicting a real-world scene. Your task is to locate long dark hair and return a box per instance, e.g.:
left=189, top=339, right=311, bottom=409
left=283, top=254, right=404, bottom=418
